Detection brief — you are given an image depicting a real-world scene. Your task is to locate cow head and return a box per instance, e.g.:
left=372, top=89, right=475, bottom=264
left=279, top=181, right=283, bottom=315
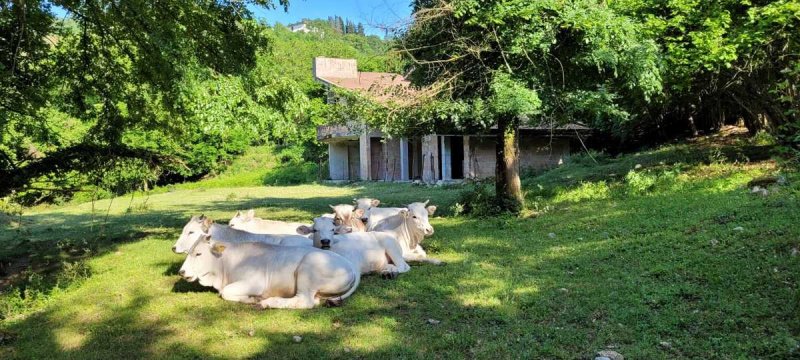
left=403, top=200, right=437, bottom=236
left=297, top=216, right=350, bottom=249
left=329, top=204, right=364, bottom=231
left=178, top=233, right=226, bottom=288
left=228, top=209, right=256, bottom=229
left=173, top=215, right=214, bottom=253
left=354, top=198, right=380, bottom=221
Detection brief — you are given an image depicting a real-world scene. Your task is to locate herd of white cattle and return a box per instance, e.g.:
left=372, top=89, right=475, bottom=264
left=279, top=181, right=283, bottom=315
left=171, top=198, right=442, bottom=309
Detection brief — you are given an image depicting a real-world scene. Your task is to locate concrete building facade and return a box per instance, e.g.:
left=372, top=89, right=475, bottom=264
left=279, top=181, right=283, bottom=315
left=314, top=57, right=591, bottom=183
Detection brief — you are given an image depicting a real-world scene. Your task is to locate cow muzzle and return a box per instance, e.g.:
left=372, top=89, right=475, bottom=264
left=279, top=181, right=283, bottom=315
left=320, top=239, right=331, bottom=250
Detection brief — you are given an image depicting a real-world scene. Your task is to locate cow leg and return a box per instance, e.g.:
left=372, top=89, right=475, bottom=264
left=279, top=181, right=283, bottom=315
left=380, top=264, right=399, bottom=280
left=220, top=281, right=261, bottom=304
left=258, top=293, right=316, bottom=309
left=383, top=241, right=411, bottom=273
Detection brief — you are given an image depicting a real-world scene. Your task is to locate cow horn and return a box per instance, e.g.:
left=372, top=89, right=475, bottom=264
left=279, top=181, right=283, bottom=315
left=423, top=199, right=430, bottom=206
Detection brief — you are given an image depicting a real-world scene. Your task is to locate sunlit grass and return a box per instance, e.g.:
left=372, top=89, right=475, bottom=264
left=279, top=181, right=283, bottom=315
left=1, top=141, right=799, bottom=358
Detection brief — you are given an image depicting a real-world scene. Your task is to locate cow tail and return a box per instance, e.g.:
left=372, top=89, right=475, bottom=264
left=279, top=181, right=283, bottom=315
left=325, top=262, right=361, bottom=307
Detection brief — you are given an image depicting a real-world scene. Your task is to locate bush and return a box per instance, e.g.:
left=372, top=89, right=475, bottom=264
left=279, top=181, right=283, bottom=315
left=453, top=182, right=519, bottom=217
left=0, top=260, right=91, bottom=320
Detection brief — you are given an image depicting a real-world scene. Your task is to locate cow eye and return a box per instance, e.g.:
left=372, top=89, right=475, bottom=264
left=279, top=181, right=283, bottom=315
left=412, top=215, right=418, bottom=219
left=195, top=252, right=202, bottom=256
left=188, top=231, right=195, bottom=235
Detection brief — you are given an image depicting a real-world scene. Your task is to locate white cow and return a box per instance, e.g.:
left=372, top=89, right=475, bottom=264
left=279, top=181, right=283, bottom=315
left=368, top=201, right=443, bottom=265
left=229, top=209, right=311, bottom=237
left=330, top=204, right=366, bottom=232
left=179, top=233, right=360, bottom=309
left=354, top=198, right=381, bottom=222
left=172, top=215, right=311, bottom=253
left=296, top=217, right=410, bottom=278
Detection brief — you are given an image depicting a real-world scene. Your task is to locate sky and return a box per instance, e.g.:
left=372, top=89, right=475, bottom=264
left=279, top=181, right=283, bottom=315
left=49, top=1, right=414, bottom=38
left=249, top=0, right=413, bottom=37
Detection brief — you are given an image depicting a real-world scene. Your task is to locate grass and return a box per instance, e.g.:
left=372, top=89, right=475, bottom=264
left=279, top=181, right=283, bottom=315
left=1, top=140, right=799, bottom=359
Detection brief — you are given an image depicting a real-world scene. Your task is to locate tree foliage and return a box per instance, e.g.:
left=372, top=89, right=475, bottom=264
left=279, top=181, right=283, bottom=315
left=0, top=2, right=397, bottom=204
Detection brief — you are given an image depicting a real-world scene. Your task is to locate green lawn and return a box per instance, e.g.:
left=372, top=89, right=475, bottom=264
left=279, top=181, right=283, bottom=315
left=1, top=142, right=799, bottom=359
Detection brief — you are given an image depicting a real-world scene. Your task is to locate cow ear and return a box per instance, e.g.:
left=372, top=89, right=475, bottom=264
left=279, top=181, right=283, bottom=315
left=353, top=198, right=358, bottom=204
left=211, top=243, right=226, bottom=255
left=427, top=205, right=437, bottom=215
left=329, top=204, right=336, bottom=210
left=234, top=211, right=241, bottom=218
left=371, top=199, right=381, bottom=207
left=198, top=214, right=206, bottom=221
left=297, top=225, right=313, bottom=235
left=399, top=209, right=409, bottom=218
left=354, top=209, right=365, bottom=218
left=203, top=234, right=212, bottom=243
left=246, top=209, right=255, bottom=218
left=201, top=217, right=213, bottom=232
left=343, top=226, right=353, bottom=233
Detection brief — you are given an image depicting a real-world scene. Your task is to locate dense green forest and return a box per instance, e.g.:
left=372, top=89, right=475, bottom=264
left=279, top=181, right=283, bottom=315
left=1, top=1, right=397, bottom=205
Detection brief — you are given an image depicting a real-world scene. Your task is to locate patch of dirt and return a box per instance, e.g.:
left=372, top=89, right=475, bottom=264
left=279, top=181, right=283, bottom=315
left=0, top=256, right=31, bottom=290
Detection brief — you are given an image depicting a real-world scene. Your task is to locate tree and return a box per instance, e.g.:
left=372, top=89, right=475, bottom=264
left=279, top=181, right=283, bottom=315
left=356, top=22, right=365, bottom=36
left=336, top=16, right=344, bottom=33
left=0, top=0, right=290, bottom=198
left=396, top=0, right=661, bottom=212
left=614, top=0, right=800, bottom=143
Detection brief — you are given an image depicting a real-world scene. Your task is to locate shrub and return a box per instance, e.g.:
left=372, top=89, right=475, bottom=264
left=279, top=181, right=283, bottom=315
left=625, top=169, right=657, bottom=195
left=276, top=145, right=306, bottom=164
left=454, top=183, right=519, bottom=217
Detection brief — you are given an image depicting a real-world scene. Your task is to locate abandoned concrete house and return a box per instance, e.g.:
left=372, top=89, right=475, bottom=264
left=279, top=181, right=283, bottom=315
left=314, top=57, right=592, bottom=183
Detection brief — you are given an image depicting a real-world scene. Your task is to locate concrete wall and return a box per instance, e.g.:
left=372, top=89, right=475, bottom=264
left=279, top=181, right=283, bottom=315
left=469, top=136, right=497, bottom=179
left=327, top=141, right=360, bottom=180
left=328, top=143, right=349, bottom=180
left=465, top=135, right=571, bottom=179
left=368, top=138, right=404, bottom=181
left=518, top=136, right=569, bottom=169
left=313, top=57, right=357, bottom=79
left=421, top=135, right=440, bottom=183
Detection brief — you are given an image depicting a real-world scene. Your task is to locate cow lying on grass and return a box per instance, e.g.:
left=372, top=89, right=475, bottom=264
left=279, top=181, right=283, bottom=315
left=229, top=209, right=311, bottom=237
left=330, top=204, right=367, bottom=232
left=179, top=233, right=360, bottom=309
left=334, top=201, right=443, bottom=265
left=296, top=216, right=410, bottom=278
left=354, top=198, right=381, bottom=222
left=173, top=215, right=311, bottom=253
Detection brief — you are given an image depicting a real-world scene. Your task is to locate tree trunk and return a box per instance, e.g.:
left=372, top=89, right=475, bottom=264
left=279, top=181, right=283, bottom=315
left=495, top=114, right=523, bottom=213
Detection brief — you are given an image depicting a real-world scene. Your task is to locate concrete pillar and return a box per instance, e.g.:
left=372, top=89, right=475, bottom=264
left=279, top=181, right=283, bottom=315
left=441, top=136, right=452, bottom=181
left=400, top=138, right=409, bottom=181
left=328, top=142, right=349, bottom=180
left=463, top=136, right=472, bottom=179
left=421, top=135, right=439, bottom=183
left=359, top=131, right=371, bottom=180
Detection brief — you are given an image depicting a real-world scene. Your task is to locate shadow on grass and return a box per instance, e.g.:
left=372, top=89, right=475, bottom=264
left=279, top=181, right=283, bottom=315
left=2, top=166, right=798, bottom=358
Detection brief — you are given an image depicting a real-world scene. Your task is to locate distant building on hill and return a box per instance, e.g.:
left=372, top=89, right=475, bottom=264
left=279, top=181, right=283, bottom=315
left=288, top=22, right=312, bottom=33
left=313, top=57, right=592, bottom=183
